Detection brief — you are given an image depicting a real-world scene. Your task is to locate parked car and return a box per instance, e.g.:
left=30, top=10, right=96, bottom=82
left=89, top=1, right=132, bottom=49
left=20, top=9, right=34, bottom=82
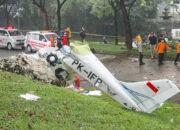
left=0, top=26, right=25, bottom=50
left=24, top=30, right=59, bottom=52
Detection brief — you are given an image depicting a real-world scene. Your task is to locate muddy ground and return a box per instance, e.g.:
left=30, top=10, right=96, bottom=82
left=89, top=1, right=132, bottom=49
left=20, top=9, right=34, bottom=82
left=81, top=54, right=180, bottom=104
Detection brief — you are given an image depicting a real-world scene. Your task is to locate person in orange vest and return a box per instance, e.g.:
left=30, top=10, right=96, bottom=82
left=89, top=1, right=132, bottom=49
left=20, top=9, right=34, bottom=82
left=50, top=35, right=55, bottom=47
left=155, top=39, right=171, bottom=65
left=174, top=40, right=180, bottom=65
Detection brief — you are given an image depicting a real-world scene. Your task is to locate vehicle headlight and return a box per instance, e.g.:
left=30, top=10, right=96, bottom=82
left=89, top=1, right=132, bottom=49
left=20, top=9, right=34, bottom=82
left=11, top=39, right=15, bottom=43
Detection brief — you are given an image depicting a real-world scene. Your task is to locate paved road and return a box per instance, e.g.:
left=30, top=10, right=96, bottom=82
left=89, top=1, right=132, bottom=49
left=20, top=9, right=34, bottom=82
left=0, top=48, right=26, bottom=58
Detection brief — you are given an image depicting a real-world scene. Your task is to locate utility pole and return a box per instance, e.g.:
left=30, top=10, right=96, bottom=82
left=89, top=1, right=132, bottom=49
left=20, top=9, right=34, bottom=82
left=172, top=0, right=174, bottom=30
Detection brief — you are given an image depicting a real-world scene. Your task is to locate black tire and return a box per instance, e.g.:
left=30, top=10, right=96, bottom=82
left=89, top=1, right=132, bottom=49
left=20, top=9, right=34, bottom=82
left=7, top=43, right=13, bottom=50
left=47, top=53, right=58, bottom=66
left=27, top=45, right=32, bottom=53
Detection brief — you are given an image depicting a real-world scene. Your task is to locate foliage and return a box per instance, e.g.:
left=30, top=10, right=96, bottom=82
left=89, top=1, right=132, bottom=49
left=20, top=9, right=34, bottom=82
left=89, top=0, right=112, bottom=18
left=0, top=0, right=173, bottom=38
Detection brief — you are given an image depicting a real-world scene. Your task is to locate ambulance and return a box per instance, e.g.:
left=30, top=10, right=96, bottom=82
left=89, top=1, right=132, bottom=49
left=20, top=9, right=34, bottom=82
left=24, top=31, right=59, bottom=52
left=0, top=26, right=25, bottom=50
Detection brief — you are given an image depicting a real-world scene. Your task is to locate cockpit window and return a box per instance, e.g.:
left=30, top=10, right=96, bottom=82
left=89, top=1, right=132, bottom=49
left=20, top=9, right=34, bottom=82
left=8, top=30, right=22, bottom=36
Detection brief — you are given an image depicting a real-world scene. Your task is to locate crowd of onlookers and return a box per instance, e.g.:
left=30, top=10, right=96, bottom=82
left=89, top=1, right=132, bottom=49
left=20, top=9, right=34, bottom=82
left=52, top=26, right=86, bottom=49
left=136, top=32, right=180, bottom=65
left=53, top=27, right=180, bottom=66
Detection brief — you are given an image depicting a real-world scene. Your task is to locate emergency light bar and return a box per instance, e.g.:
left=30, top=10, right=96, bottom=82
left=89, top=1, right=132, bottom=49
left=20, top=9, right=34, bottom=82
left=40, top=30, right=53, bottom=33
left=4, top=26, right=15, bottom=30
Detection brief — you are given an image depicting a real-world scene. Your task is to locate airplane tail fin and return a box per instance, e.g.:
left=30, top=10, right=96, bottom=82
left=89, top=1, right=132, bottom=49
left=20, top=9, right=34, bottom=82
left=119, top=79, right=179, bottom=113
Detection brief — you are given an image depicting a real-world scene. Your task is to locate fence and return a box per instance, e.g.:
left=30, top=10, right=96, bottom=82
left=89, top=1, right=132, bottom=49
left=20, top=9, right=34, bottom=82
left=21, top=30, right=126, bottom=44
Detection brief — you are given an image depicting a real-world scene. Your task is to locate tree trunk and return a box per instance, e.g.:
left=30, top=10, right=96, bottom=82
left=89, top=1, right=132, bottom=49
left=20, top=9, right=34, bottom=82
left=6, top=13, right=10, bottom=26
left=5, top=4, right=9, bottom=26
left=43, top=10, right=49, bottom=30
left=120, top=0, right=132, bottom=50
left=114, top=10, right=119, bottom=45
left=57, top=0, right=61, bottom=31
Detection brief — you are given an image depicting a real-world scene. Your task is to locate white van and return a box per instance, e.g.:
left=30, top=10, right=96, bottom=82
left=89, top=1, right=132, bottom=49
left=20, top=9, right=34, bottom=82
left=24, top=31, right=58, bottom=52
left=0, top=26, right=25, bottom=50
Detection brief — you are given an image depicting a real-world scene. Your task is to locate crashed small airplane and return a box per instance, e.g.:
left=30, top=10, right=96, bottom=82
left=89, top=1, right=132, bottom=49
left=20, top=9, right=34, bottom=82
left=43, top=41, right=179, bottom=113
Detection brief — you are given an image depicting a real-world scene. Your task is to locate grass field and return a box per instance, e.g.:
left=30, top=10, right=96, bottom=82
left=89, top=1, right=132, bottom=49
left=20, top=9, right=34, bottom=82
left=86, top=41, right=178, bottom=60
left=0, top=70, right=180, bottom=129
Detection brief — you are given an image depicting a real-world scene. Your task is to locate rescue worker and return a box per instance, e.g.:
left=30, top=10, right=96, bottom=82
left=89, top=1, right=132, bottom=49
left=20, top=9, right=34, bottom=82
left=50, top=35, right=55, bottom=47
left=66, top=27, right=71, bottom=45
left=155, top=39, right=171, bottom=65
left=63, top=29, right=69, bottom=45
left=174, top=40, right=180, bottom=65
left=62, top=32, right=68, bottom=46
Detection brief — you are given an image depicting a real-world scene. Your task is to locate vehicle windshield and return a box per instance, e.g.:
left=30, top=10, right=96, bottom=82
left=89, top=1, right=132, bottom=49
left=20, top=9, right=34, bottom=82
left=44, top=34, right=58, bottom=41
left=8, top=30, right=22, bottom=36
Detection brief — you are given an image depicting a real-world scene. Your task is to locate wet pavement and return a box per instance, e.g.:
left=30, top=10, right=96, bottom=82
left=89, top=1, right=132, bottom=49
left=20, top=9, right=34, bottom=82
left=0, top=48, right=25, bottom=58
left=95, top=54, right=180, bottom=104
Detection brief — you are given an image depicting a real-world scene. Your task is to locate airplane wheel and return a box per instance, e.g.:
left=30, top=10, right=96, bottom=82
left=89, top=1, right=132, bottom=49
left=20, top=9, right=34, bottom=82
left=47, top=53, right=58, bottom=66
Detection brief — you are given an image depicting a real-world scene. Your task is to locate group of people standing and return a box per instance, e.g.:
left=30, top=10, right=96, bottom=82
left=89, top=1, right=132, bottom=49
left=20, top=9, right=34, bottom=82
left=136, top=33, right=180, bottom=65
left=58, top=26, right=71, bottom=47
left=57, top=26, right=86, bottom=48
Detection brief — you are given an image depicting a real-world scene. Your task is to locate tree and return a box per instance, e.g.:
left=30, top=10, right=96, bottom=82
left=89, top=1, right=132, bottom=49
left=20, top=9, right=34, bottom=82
left=108, top=0, right=120, bottom=45
left=31, top=0, right=49, bottom=29
left=90, top=0, right=137, bottom=49
left=3, top=0, right=17, bottom=26
left=0, top=0, right=5, bottom=6
left=117, top=0, right=137, bottom=50
left=56, top=0, right=68, bottom=31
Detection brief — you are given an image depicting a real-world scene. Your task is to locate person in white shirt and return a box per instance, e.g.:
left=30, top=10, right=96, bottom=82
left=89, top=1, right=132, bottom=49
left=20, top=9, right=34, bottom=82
left=139, top=39, right=145, bottom=65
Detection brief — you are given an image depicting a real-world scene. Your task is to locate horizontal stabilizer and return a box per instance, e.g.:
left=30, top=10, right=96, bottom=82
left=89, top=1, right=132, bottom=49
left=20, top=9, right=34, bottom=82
left=119, top=79, right=179, bottom=113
